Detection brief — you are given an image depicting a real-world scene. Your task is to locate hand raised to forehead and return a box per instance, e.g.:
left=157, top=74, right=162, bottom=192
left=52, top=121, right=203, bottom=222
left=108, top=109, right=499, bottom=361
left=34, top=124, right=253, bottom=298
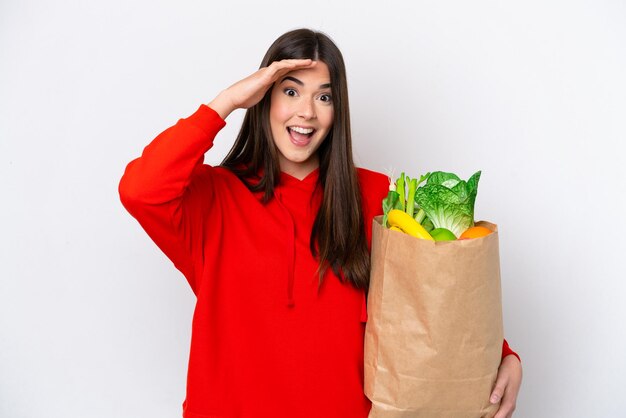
left=209, top=59, right=317, bottom=119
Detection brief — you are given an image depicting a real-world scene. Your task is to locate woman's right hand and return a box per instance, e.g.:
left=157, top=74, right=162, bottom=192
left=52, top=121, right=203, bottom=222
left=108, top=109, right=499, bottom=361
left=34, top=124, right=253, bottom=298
left=208, top=59, right=317, bottom=120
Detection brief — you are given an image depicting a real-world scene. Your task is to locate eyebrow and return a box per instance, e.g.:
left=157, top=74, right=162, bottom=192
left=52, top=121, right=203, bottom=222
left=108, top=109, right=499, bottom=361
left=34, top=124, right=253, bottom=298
left=280, top=76, right=331, bottom=89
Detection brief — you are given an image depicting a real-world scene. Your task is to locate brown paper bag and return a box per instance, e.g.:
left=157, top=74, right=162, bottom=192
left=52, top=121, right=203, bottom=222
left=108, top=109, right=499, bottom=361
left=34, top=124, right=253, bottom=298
left=364, top=216, right=503, bottom=418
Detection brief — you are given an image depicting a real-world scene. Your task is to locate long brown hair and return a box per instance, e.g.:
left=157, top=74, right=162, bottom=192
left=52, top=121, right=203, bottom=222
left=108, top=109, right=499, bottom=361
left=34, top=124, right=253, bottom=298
left=221, top=29, right=370, bottom=290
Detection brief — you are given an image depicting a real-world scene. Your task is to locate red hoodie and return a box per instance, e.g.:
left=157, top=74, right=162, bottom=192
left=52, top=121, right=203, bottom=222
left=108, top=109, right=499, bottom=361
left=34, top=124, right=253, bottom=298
left=119, top=104, right=519, bottom=418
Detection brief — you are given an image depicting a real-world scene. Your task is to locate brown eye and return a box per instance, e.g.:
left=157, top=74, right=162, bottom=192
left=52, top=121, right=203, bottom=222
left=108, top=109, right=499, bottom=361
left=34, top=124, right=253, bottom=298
left=284, top=88, right=297, bottom=97
left=320, top=94, right=332, bottom=103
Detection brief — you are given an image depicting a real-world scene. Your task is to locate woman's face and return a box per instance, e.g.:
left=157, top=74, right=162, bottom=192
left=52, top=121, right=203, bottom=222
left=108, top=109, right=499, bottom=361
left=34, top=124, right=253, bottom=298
left=269, top=61, right=334, bottom=180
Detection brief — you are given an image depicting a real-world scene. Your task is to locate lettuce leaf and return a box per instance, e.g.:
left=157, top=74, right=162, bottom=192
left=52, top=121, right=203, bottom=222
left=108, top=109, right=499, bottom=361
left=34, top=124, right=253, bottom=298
left=413, top=171, right=481, bottom=238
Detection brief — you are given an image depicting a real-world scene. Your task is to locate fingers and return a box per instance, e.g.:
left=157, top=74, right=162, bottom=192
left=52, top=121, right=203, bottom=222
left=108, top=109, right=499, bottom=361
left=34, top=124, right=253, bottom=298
left=265, top=59, right=317, bottom=83
left=269, top=58, right=317, bottom=72
left=493, top=387, right=517, bottom=418
left=490, top=376, right=507, bottom=405
left=491, top=355, right=522, bottom=418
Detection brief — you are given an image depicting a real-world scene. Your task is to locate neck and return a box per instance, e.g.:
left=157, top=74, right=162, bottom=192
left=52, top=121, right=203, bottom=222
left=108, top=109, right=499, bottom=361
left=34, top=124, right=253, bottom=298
left=279, top=155, right=320, bottom=180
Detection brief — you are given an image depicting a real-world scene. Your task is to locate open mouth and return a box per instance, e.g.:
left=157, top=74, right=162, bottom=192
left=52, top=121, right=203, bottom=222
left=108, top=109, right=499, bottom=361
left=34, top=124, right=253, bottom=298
left=287, top=126, right=316, bottom=145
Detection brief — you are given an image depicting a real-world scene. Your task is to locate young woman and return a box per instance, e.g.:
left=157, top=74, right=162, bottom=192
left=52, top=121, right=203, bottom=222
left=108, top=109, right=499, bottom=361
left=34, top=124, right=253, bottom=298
left=119, top=28, right=522, bottom=418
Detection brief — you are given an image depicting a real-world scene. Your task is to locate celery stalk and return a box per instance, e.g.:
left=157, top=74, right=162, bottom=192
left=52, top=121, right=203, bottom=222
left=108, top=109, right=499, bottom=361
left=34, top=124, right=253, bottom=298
left=396, top=172, right=406, bottom=212
left=406, top=178, right=417, bottom=217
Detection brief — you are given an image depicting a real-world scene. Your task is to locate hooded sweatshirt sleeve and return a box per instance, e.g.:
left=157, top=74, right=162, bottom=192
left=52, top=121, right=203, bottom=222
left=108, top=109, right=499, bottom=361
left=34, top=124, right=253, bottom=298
left=119, top=104, right=226, bottom=293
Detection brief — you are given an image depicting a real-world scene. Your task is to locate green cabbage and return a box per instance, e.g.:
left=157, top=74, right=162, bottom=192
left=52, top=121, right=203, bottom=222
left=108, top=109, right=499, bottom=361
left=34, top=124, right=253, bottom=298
left=413, top=171, right=481, bottom=238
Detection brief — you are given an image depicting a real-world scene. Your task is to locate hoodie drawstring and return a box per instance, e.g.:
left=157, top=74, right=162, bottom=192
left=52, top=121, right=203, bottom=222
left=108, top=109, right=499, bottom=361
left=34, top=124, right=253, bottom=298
left=275, top=190, right=296, bottom=307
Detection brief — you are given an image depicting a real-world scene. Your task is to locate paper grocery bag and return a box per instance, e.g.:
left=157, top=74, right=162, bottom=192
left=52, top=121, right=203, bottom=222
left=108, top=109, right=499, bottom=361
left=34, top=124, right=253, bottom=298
left=364, top=216, right=503, bottom=418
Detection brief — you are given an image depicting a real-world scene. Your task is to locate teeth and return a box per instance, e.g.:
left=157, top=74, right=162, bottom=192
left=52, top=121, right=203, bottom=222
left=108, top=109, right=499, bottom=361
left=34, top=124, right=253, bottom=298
left=290, top=126, right=314, bottom=134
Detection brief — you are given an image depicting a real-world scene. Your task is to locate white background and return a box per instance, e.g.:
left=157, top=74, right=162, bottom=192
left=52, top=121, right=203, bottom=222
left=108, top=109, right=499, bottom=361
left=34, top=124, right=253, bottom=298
left=1, top=1, right=625, bottom=417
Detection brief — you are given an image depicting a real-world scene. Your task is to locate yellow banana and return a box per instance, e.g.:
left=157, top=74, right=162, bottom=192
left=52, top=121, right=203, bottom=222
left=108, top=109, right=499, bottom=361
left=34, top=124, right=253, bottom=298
left=387, top=209, right=434, bottom=241
left=389, top=226, right=403, bottom=232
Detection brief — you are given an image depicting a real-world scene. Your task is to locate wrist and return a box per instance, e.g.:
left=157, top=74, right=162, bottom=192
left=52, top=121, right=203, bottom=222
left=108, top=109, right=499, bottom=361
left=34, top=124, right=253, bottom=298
left=207, top=91, right=236, bottom=120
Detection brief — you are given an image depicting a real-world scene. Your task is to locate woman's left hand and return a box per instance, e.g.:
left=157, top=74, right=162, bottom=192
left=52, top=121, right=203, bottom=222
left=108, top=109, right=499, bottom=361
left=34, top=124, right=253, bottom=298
left=490, top=354, right=523, bottom=418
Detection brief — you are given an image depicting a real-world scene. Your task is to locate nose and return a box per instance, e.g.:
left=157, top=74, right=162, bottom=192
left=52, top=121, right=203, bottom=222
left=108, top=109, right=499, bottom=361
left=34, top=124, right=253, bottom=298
left=297, top=98, right=316, bottom=120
